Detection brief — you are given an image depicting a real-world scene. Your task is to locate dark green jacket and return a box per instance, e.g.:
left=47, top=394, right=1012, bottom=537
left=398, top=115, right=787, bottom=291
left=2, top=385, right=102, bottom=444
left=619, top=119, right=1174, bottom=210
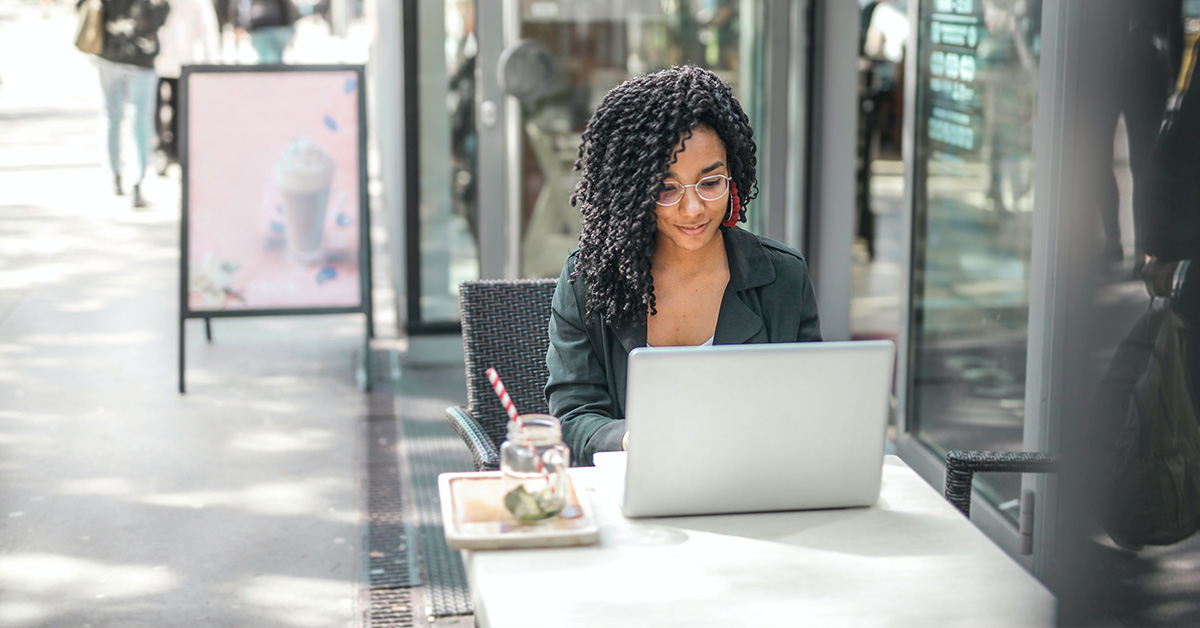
left=95, top=0, right=171, bottom=69
left=546, top=227, right=823, bottom=466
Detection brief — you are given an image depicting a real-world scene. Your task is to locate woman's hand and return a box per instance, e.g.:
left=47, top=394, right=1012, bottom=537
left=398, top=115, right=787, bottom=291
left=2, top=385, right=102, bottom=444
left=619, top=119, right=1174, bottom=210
left=1144, top=258, right=1179, bottom=298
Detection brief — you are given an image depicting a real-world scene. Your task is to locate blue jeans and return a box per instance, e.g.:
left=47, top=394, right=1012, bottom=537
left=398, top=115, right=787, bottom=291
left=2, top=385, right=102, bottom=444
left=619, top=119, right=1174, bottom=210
left=94, top=57, right=156, bottom=185
left=251, top=26, right=295, bottom=64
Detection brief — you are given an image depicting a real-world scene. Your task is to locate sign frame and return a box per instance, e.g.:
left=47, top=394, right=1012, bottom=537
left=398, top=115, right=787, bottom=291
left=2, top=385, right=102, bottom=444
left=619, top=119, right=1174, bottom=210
left=177, top=64, right=374, bottom=392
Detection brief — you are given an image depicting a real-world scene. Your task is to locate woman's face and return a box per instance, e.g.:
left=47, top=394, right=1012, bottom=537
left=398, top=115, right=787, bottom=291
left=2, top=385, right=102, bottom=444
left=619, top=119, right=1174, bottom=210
left=654, top=126, right=730, bottom=257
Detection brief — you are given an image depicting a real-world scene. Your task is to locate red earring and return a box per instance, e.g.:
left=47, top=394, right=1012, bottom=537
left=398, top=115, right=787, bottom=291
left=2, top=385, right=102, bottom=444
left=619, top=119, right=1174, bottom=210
left=723, top=181, right=741, bottom=227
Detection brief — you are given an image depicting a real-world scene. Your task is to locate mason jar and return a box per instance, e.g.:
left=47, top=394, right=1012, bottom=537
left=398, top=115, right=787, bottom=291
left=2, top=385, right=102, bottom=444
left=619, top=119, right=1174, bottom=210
left=499, top=414, right=570, bottom=523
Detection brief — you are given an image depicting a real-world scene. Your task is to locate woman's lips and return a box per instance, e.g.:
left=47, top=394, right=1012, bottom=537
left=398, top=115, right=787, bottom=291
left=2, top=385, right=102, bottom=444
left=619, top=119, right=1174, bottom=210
left=676, top=222, right=708, bottom=235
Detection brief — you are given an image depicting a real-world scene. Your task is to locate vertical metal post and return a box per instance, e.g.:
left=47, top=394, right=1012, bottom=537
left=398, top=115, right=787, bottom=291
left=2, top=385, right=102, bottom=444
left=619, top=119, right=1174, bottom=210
left=402, top=0, right=423, bottom=323
left=502, top=0, right=522, bottom=279
left=359, top=61, right=374, bottom=389
left=1025, top=0, right=1093, bottom=585
left=178, top=319, right=186, bottom=394
left=372, top=0, right=405, bottom=331
left=362, top=319, right=372, bottom=391
left=475, top=0, right=508, bottom=279
left=760, top=0, right=793, bottom=245
left=804, top=0, right=859, bottom=341
left=179, top=67, right=191, bottom=395
left=785, top=0, right=812, bottom=251
left=895, top=0, right=922, bottom=445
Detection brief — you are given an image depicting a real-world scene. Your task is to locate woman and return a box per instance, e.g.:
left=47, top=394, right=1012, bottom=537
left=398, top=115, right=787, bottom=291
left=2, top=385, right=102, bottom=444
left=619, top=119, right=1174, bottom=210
left=87, top=0, right=171, bottom=207
left=546, top=65, right=823, bottom=466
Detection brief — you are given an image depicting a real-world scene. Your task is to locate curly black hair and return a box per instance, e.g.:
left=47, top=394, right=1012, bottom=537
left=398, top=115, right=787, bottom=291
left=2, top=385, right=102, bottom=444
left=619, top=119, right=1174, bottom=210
left=569, top=65, right=758, bottom=329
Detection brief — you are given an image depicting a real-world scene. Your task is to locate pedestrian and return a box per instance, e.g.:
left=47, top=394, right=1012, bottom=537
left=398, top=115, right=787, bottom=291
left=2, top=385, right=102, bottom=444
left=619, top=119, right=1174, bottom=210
left=230, top=0, right=300, bottom=64
left=154, top=0, right=220, bottom=174
left=84, top=0, right=172, bottom=208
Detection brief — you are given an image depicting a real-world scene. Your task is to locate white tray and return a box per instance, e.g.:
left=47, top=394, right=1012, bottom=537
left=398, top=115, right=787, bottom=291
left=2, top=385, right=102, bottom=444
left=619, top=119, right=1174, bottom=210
left=437, top=471, right=600, bottom=550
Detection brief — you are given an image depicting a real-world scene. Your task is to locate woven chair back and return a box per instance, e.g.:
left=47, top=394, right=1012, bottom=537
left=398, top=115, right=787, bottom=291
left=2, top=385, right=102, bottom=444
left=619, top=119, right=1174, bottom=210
left=459, top=279, right=558, bottom=449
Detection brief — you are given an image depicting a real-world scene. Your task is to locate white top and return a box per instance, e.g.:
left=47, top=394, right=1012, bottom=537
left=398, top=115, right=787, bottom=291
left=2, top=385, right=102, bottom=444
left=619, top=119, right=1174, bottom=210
left=463, top=454, right=1056, bottom=628
left=646, top=335, right=714, bottom=348
left=155, top=0, right=221, bottom=78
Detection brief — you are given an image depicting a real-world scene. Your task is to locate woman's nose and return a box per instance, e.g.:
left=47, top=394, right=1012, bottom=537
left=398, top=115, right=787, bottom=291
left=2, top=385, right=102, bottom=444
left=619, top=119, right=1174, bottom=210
left=678, top=187, right=705, bottom=217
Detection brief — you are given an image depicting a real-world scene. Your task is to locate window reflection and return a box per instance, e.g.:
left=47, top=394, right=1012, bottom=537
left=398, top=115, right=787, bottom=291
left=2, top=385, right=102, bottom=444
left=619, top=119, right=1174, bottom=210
left=910, top=0, right=1042, bottom=520
left=516, top=0, right=762, bottom=278
left=415, top=0, right=766, bottom=325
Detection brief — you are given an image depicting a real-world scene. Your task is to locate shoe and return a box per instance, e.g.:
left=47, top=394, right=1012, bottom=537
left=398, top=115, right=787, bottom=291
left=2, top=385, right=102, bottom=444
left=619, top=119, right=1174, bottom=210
left=132, top=184, right=145, bottom=208
left=114, top=174, right=124, bottom=196
left=1105, top=530, right=1144, bottom=553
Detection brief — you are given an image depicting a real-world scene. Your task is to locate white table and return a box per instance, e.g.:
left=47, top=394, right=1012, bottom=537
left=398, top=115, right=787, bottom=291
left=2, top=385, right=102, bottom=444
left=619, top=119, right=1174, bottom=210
left=461, top=454, right=1055, bottom=627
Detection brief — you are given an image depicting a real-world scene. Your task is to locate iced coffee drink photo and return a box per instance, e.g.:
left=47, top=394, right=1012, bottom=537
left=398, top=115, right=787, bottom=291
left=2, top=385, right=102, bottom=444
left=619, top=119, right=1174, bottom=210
left=275, top=137, right=336, bottom=265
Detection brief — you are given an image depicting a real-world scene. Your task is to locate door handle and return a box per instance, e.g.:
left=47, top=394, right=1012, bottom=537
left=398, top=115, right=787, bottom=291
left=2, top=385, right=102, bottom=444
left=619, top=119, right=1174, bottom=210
left=480, top=100, right=499, bottom=128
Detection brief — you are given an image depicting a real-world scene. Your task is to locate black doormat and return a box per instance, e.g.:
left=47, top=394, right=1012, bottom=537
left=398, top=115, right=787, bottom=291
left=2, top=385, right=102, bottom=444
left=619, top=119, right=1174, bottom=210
left=362, top=350, right=421, bottom=628
left=395, top=364, right=476, bottom=619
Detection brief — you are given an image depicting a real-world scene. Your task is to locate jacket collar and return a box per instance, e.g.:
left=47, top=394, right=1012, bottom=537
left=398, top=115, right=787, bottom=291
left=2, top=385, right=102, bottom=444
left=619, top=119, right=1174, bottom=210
left=714, top=227, right=773, bottom=344
left=613, top=227, right=774, bottom=352
left=723, top=226, right=776, bottom=292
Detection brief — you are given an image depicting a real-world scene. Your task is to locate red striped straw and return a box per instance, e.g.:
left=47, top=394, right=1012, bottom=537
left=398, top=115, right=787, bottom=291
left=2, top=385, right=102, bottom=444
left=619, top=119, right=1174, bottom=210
left=486, top=367, right=522, bottom=426
left=486, top=367, right=555, bottom=494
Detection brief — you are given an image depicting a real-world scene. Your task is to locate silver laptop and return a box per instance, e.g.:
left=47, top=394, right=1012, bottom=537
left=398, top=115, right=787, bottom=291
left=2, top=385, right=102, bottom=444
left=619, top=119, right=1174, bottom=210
left=619, top=340, right=895, bottom=518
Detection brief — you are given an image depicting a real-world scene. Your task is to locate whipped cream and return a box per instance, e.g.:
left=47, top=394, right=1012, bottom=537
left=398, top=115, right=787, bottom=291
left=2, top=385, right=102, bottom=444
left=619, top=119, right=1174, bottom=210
left=274, top=137, right=335, bottom=193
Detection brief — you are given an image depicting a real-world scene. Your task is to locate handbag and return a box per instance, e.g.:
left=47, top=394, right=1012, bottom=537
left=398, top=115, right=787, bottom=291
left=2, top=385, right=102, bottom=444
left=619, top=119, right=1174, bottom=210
left=1092, top=299, right=1200, bottom=548
left=74, top=0, right=104, bottom=56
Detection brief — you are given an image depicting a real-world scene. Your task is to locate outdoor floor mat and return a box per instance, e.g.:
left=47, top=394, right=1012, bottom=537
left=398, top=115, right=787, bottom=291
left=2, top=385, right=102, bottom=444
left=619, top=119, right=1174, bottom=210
left=364, top=587, right=416, bottom=628
left=395, top=365, right=476, bottom=618
left=362, top=350, right=421, bottom=628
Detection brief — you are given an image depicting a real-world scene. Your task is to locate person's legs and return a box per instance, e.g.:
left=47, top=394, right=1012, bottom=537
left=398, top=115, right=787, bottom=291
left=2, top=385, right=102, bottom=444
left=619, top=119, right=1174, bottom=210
left=275, top=25, right=296, bottom=58
left=250, top=26, right=293, bottom=64
left=249, top=31, right=280, bottom=63
left=127, top=67, right=157, bottom=206
left=95, top=58, right=129, bottom=194
left=1121, top=23, right=1174, bottom=269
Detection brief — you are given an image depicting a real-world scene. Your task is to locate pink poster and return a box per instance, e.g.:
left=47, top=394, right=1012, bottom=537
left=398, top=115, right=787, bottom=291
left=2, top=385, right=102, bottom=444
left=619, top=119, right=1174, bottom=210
left=184, top=68, right=364, bottom=312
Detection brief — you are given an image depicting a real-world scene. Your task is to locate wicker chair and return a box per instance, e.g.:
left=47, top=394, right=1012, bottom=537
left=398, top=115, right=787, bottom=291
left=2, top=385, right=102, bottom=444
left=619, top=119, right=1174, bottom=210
left=446, top=279, right=558, bottom=471
left=944, top=450, right=1063, bottom=517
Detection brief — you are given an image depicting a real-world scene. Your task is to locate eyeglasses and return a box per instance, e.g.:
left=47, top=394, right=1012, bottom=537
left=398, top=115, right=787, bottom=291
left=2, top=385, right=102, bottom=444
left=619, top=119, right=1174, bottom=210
left=655, top=174, right=731, bottom=206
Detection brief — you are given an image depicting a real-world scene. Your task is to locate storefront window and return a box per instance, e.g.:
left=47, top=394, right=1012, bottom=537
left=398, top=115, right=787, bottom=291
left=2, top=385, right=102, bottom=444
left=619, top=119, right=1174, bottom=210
left=514, top=0, right=765, bottom=278
left=908, top=0, right=1042, bottom=521
left=408, top=0, right=769, bottom=329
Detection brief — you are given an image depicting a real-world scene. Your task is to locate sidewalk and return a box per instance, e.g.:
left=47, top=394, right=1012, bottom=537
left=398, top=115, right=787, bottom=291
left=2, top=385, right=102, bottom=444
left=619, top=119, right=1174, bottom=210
left=0, top=4, right=466, bottom=627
